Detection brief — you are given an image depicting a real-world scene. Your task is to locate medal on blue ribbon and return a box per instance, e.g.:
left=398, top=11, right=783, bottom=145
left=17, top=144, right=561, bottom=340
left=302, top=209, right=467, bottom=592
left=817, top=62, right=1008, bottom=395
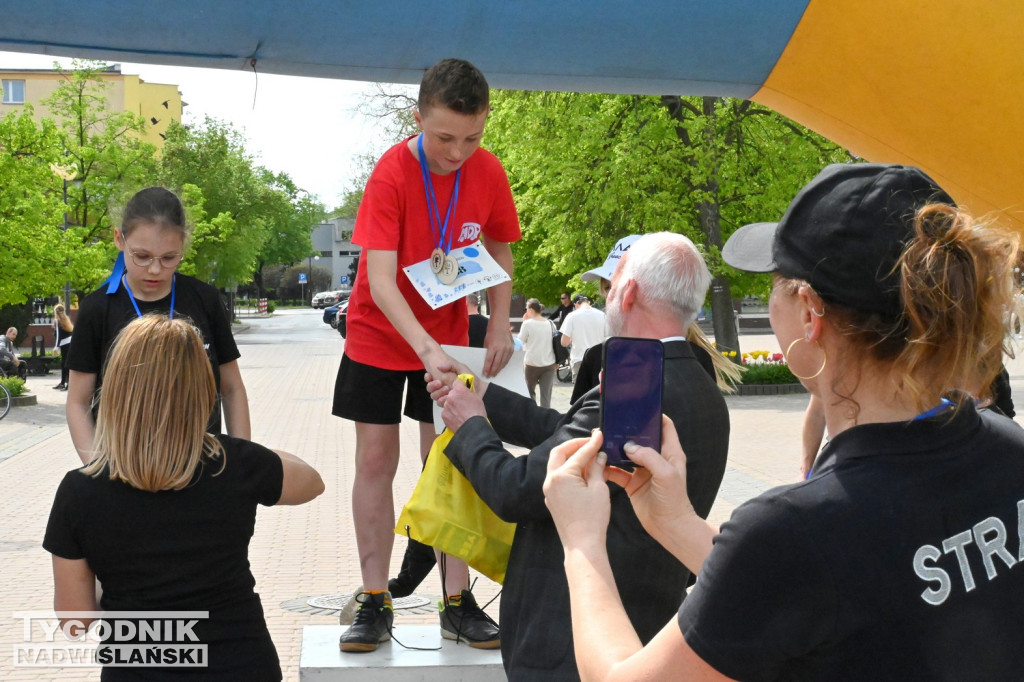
left=418, top=134, right=461, bottom=281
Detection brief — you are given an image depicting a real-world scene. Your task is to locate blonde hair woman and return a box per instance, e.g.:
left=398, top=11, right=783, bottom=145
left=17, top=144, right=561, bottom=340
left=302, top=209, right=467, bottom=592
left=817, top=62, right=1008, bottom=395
left=52, top=303, right=73, bottom=390
left=45, top=315, right=323, bottom=680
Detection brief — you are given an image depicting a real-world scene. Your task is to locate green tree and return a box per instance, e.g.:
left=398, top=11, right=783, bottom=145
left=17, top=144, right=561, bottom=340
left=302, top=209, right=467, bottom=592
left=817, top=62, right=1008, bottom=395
left=160, top=118, right=325, bottom=292
left=0, top=107, right=65, bottom=307
left=484, top=91, right=851, bottom=354
left=43, top=61, right=159, bottom=295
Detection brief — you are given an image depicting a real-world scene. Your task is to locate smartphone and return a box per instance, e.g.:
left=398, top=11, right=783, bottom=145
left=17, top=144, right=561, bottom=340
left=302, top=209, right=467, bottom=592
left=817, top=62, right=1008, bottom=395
left=599, top=337, right=664, bottom=468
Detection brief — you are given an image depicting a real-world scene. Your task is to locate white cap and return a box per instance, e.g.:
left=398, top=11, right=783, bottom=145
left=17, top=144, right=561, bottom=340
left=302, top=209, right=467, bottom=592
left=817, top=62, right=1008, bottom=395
left=580, top=234, right=642, bottom=282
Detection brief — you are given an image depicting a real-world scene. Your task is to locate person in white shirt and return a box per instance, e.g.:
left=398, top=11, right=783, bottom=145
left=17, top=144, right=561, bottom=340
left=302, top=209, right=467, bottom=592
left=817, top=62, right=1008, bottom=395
left=517, top=298, right=558, bottom=407
left=560, top=295, right=606, bottom=382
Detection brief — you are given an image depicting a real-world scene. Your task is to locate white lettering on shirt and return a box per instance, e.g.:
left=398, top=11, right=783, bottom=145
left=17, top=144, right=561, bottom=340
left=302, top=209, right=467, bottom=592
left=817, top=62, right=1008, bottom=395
left=913, top=499, right=1023, bottom=605
left=459, top=222, right=481, bottom=242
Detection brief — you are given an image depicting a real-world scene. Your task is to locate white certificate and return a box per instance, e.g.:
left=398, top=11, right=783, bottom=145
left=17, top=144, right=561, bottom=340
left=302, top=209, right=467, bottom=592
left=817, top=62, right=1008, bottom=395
left=432, top=345, right=529, bottom=434
left=403, top=240, right=511, bottom=310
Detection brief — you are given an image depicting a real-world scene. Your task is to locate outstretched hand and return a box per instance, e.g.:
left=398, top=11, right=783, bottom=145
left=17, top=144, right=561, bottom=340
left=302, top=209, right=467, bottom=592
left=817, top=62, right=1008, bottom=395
left=544, top=431, right=612, bottom=551
left=440, top=378, right=487, bottom=432
left=424, top=359, right=476, bottom=405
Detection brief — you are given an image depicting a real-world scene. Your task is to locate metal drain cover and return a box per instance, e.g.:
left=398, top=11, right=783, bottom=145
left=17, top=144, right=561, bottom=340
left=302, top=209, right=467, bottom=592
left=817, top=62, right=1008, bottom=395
left=306, top=593, right=431, bottom=611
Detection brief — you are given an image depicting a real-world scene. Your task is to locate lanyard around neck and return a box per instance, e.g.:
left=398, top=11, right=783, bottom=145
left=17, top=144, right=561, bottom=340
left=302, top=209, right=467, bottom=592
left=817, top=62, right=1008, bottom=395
left=912, top=397, right=955, bottom=421
left=417, top=134, right=461, bottom=255
left=121, top=274, right=176, bottom=320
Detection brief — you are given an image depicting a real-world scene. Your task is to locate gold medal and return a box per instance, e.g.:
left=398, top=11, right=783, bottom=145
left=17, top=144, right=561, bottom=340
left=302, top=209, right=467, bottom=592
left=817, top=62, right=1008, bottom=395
left=438, top=255, right=459, bottom=285
left=430, top=248, right=445, bottom=274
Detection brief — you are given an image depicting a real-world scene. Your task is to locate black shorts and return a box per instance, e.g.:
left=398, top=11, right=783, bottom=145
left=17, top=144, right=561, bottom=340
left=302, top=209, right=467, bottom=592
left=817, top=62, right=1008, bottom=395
left=332, top=354, right=433, bottom=424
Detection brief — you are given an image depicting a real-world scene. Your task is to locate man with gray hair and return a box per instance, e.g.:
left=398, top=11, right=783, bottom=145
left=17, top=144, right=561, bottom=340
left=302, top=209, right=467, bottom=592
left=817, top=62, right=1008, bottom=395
left=426, top=232, right=730, bottom=681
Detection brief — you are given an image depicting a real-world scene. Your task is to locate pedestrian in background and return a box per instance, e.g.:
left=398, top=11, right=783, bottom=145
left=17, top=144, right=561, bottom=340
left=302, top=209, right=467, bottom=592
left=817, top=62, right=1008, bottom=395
left=548, top=292, right=573, bottom=329
left=518, top=298, right=557, bottom=407
left=52, top=303, right=73, bottom=391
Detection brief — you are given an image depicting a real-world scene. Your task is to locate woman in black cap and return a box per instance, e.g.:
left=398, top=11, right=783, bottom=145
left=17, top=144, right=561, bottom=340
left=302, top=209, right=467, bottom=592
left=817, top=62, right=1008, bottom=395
left=542, top=163, right=1024, bottom=680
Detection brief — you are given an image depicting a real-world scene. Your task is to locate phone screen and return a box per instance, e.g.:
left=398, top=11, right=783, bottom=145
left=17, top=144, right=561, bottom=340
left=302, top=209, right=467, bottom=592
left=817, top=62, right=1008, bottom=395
left=599, top=337, right=664, bottom=468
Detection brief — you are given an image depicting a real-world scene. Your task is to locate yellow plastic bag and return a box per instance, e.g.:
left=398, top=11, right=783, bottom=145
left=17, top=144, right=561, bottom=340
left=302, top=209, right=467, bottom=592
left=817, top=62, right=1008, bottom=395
left=395, top=375, right=516, bottom=584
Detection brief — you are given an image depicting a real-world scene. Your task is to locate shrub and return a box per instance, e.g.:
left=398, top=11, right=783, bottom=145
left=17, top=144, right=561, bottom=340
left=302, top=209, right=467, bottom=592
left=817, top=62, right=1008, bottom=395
left=1, top=376, right=27, bottom=397
left=740, top=363, right=799, bottom=385
left=266, top=301, right=277, bottom=314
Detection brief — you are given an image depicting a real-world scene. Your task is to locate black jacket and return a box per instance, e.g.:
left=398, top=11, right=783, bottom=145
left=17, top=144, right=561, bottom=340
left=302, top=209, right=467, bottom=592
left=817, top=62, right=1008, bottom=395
left=445, top=339, right=730, bottom=681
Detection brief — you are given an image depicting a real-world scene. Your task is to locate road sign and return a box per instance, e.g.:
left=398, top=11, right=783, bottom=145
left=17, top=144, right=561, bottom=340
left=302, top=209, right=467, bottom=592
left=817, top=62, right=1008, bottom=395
left=340, top=275, right=349, bottom=284
left=298, top=273, right=307, bottom=283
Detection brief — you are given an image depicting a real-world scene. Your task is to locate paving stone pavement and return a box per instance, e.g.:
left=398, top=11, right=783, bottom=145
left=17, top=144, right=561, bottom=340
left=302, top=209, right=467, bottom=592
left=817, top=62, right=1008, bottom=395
left=2, top=311, right=1022, bottom=680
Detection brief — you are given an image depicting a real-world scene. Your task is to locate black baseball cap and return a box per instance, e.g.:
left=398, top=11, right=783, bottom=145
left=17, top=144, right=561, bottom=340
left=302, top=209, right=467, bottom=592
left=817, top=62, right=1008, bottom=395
left=721, top=163, right=954, bottom=318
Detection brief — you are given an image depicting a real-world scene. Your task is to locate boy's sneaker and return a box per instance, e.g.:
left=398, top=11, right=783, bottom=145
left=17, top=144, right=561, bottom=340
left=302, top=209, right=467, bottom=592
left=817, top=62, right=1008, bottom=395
left=438, top=590, right=500, bottom=649
left=339, top=592, right=393, bottom=653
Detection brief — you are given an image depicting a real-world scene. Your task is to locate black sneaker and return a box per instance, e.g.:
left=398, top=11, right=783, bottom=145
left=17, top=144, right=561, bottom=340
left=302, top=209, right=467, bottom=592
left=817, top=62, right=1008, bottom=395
left=438, top=590, right=500, bottom=649
left=339, top=592, right=393, bottom=653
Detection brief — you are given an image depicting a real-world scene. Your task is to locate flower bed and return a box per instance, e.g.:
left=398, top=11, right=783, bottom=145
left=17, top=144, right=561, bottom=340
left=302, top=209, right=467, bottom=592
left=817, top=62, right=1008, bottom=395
left=720, top=350, right=807, bottom=395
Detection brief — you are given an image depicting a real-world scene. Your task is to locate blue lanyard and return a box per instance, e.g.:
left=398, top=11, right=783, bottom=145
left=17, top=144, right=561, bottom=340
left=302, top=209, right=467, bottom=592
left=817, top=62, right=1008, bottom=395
left=121, top=274, right=176, bottom=320
left=912, top=397, right=955, bottom=421
left=806, top=397, right=956, bottom=480
left=417, top=134, right=461, bottom=255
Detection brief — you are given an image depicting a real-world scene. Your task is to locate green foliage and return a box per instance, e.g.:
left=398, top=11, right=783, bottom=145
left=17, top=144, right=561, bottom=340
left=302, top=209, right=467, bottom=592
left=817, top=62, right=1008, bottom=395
left=0, top=376, right=26, bottom=397
left=265, top=300, right=276, bottom=314
left=159, top=118, right=325, bottom=288
left=0, top=109, right=66, bottom=306
left=482, top=91, right=850, bottom=314
left=739, top=363, right=799, bottom=385
left=43, top=61, right=159, bottom=294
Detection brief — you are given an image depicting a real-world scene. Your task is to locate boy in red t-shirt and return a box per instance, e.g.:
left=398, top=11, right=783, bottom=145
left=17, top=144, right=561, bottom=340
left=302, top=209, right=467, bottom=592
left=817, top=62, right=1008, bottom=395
left=333, top=58, right=520, bottom=652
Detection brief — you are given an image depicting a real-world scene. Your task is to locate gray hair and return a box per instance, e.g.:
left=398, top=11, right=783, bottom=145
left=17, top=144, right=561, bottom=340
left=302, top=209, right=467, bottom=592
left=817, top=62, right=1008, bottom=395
left=618, top=232, right=711, bottom=327
left=525, top=298, right=543, bottom=313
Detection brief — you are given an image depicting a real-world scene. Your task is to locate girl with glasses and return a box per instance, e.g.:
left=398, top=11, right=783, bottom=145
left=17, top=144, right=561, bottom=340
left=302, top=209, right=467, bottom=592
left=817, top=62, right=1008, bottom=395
left=66, top=187, right=252, bottom=464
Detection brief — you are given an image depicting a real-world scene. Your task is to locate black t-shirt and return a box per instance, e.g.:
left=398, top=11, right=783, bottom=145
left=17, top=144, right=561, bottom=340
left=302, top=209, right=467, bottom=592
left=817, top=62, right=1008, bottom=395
left=43, top=435, right=284, bottom=680
left=68, top=274, right=240, bottom=433
left=468, top=313, right=488, bottom=348
left=678, top=402, right=1024, bottom=681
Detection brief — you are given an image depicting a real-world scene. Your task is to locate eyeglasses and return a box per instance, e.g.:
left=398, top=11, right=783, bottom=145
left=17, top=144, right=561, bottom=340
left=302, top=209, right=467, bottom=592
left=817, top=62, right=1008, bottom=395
left=124, top=239, right=182, bottom=269
left=560, top=296, right=570, bottom=301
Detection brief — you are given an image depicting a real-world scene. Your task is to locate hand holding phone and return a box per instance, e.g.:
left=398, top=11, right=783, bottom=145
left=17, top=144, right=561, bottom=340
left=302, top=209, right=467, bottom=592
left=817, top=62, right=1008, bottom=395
left=599, top=337, right=664, bottom=468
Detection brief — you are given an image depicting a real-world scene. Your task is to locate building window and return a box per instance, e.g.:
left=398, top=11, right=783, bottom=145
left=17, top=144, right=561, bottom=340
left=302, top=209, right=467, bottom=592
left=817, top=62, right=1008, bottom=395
left=2, top=79, right=25, bottom=104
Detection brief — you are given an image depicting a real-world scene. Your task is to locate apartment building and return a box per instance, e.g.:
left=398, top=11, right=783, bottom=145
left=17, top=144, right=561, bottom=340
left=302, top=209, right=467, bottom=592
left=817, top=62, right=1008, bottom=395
left=0, top=63, right=183, bottom=148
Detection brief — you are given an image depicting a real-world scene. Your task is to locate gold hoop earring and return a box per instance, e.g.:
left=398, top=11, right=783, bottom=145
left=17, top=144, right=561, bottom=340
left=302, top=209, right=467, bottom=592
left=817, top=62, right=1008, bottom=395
left=785, top=337, right=827, bottom=380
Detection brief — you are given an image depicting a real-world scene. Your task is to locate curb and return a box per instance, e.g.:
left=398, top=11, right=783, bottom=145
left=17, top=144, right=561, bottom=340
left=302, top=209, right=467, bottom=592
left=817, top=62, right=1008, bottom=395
left=731, top=383, right=807, bottom=396
left=9, top=393, right=38, bottom=407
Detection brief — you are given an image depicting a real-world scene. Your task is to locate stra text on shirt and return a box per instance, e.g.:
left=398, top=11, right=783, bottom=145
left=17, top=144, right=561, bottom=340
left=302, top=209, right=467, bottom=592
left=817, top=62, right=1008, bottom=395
left=913, top=499, right=1023, bottom=605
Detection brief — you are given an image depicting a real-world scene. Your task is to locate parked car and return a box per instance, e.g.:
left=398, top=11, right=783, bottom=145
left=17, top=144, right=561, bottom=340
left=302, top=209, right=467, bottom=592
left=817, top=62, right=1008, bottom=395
left=323, top=299, right=349, bottom=338
left=315, top=290, right=351, bottom=309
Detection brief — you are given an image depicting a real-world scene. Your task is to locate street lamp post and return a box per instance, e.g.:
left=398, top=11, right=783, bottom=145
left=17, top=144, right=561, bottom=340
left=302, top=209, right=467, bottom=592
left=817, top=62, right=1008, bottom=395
left=52, top=156, right=78, bottom=311
left=307, top=253, right=320, bottom=305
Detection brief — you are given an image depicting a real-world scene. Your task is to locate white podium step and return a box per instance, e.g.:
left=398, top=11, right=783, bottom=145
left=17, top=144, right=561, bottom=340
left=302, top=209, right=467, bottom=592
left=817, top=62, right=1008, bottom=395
left=300, top=625, right=507, bottom=681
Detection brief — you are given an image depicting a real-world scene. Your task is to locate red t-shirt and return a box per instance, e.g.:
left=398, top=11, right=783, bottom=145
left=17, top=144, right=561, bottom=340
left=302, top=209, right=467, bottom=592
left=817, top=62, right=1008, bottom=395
left=345, top=137, right=521, bottom=370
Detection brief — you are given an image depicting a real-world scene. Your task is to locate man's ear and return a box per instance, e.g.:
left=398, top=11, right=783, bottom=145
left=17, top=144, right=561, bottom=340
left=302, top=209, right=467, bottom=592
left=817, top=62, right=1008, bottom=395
left=412, top=108, right=423, bottom=130
left=619, top=278, right=639, bottom=312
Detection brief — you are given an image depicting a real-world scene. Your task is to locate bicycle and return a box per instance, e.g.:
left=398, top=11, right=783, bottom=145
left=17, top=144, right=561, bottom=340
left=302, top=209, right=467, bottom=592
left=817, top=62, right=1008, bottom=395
left=0, top=367, right=11, bottom=420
